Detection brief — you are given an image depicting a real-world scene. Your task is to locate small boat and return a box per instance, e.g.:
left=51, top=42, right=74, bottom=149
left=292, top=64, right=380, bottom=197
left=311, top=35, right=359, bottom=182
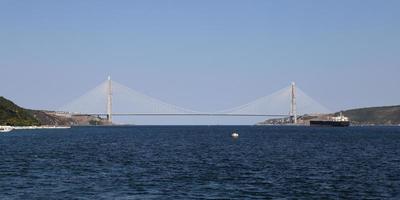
left=0, top=126, right=13, bottom=133
left=231, top=132, right=239, bottom=138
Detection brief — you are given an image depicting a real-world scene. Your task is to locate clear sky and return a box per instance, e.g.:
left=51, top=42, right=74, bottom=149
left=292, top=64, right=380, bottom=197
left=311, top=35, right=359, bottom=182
left=0, top=0, right=399, bottom=124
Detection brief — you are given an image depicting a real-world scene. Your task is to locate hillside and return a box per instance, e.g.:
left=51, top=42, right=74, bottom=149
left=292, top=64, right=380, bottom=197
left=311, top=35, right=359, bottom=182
left=338, top=105, right=400, bottom=125
left=0, top=96, right=109, bottom=126
left=0, top=96, right=40, bottom=126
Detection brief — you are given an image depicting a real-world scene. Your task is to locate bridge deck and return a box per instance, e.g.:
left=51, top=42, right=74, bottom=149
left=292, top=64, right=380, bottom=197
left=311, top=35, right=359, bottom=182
left=71, top=113, right=290, bottom=117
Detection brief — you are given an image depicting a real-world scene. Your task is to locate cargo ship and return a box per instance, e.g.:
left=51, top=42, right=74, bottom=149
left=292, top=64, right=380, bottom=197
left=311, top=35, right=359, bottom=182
left=310, top=113, right=350, bottom=127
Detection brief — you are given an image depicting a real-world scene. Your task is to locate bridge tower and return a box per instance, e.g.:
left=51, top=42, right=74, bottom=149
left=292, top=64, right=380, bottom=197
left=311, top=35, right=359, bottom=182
left=290, top=82, right=297, bottom=124
left=107, top=76, right=112, bottom=123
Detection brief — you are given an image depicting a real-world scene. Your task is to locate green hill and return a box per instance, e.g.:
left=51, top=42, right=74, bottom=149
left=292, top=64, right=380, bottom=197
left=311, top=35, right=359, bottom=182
left=0, top=96, right=40, bottom=126
left=339, top=105, right=400, bottom=125
left=0, top=96, right=110, bottom=126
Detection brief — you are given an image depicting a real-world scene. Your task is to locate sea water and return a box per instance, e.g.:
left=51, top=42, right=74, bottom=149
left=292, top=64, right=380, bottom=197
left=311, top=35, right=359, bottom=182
left=1, top=126, right=399, bottom=199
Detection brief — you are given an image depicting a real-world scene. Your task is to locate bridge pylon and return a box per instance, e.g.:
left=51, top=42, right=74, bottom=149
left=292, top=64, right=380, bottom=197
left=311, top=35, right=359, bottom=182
left=290, top=82, right=297, bottom=124
left=107, top=76, right=112, bottom=124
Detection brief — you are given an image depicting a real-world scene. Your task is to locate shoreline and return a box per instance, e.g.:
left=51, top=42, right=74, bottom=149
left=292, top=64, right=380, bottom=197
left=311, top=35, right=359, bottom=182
left=3, top=126, right=71, bottom=131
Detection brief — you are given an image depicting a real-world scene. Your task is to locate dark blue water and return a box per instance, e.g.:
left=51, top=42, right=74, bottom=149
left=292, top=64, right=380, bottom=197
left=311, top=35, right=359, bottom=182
left=1, top=126, right=400, bottom=199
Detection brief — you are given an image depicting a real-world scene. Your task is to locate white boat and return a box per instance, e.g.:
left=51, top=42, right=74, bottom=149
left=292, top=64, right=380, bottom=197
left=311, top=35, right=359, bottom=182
left=0, top=126, right=13, bottom=133
left=231, top=132, right=239, bottom=138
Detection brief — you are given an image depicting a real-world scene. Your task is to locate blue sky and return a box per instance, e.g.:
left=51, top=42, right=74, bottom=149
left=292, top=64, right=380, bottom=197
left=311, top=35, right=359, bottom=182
left=0, top=0, right=399, bottom=124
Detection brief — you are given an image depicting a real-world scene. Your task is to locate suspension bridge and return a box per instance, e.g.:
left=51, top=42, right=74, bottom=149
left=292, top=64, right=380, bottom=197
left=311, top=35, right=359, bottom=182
left=59, top=76, right=329, bottom=124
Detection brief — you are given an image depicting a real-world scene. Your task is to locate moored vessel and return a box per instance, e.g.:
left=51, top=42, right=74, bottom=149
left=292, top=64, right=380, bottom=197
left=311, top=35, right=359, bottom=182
left=0, top=126, right=13, bottom=133
left=310, top=113, right=350, bottom=127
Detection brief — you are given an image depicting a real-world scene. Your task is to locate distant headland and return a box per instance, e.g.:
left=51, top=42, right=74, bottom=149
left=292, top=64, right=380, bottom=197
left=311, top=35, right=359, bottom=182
left=258, top=105, right=400, bottom=126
